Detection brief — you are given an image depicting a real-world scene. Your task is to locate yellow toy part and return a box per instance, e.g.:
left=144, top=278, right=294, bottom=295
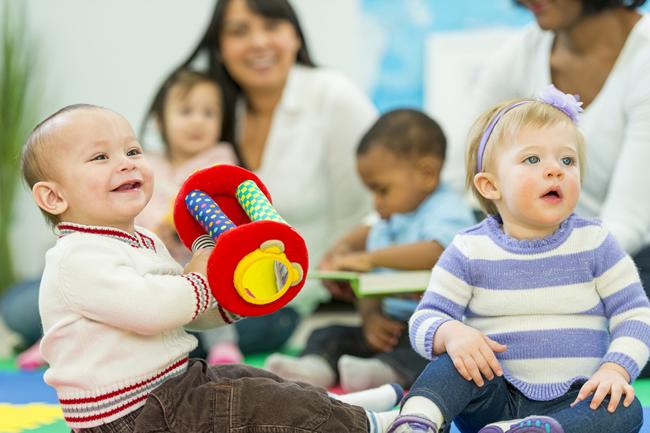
left=233, top=240, right=304, bottom=305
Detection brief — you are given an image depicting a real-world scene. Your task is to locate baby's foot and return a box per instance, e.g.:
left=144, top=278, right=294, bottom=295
left=479, top=416, right=564, bottom=433
left=17, top=340, right=46, bottom=370
left=386, top=414, right=438, bottom=433
left=264, top=354, right=335, bottom=388
left=207, top=341, right=243, bottom=365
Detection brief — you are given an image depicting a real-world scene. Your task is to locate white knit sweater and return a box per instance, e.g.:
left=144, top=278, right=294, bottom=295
left=39, top=223, right=237, bottom=428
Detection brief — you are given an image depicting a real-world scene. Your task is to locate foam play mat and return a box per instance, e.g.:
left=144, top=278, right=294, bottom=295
left=2, top=355, right=650, bottom=433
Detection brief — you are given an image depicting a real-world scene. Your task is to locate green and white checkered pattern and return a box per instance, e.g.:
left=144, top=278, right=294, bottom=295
left=235, top=180, right=287, bottom=224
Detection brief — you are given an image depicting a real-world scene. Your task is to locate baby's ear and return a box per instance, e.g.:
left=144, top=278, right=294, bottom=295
left=473, top=172, right=501, bottom=201
left=32, top=181, right=68, bottom=216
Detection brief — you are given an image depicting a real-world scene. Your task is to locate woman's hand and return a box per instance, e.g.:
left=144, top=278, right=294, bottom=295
left=571, top=362, right=635, bottom=412
left=435, top=320, right=506, bottom=386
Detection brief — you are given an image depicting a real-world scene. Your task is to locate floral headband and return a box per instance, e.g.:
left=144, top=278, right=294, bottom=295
left=476, top=84, right=584, bottom=172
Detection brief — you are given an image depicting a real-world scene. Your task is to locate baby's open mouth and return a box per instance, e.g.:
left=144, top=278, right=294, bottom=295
left=541, top=188, right=562, bottom=199
left=113, top=181, right=141, bottom=192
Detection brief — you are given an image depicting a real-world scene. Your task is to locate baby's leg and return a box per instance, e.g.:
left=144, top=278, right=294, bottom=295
left=548, top=395, right=642, bottom=433
left=338, top=355, right=400, bottom=391
left=209, top=363, right=399, bottom=432
left=340, top=336, right=430, bottom=391
left=266, top=324, right=372, bottom=387
left=388, top=354, right=513, bottom=433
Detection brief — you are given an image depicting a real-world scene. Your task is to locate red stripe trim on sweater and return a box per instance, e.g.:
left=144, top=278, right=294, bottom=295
left=59, top=357, right=188, bottom=404
left=57, top=223, right=156, bottom=251
left=58, top=224, right=137, bottom=242
left=64, top=393, right=148, bottom=423
left=182, top=274, right=203, bottom=319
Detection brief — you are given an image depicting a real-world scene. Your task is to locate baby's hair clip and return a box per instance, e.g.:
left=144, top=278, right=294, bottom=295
left=537, top=84, right=584, bottom=123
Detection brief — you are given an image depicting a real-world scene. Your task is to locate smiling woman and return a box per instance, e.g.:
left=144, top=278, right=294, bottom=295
left=150, top=0, right=377, bottom=356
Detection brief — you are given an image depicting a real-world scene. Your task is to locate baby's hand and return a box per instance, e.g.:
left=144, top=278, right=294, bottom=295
left=319, top=245, right=358, bottom=302
left=436, top=320, right=506, bottom=387
left=332, top=252, right=373, bottom=273
left=571, top=362, right=634, bottom=412
left=183, top=248, right=213, bottom=276
left=362, top=312, right=404, bottom=353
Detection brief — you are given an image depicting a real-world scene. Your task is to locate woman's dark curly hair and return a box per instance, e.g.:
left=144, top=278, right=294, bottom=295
left=516, top=0, right=646, bottom=14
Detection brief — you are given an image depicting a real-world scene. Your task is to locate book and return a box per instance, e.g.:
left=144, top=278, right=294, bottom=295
left=308, top=270, right=431, bottom=297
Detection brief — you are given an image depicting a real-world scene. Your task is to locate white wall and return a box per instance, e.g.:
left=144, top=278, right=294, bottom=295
left=4, top=0, right=374, bottom=278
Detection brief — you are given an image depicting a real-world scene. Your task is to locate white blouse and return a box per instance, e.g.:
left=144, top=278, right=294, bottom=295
left=238, top=65, right=377, bottom=314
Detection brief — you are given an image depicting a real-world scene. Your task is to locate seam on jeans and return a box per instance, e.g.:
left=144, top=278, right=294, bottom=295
left=148, top=393, right=172, bottom=431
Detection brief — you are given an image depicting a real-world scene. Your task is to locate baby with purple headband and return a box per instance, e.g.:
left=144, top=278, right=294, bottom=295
left=385, top=85, right=650, bottom=433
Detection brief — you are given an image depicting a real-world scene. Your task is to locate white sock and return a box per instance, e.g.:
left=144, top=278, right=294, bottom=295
left=400, top=396, right=444, bottom=431
left=338, top=355, right=399, bottom=392
left=330, top=383, right=403, bottom=411
left=264, top=354, right=335, bottom=388
left=367, top=409, right=399, bottom=433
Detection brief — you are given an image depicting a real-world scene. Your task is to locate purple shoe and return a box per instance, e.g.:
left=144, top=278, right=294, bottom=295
left=386, top=414, right=438, bottom=433
left=479, top=416, right=564, bottom=433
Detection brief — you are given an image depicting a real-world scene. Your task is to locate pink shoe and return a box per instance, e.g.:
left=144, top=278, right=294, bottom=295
left=17, top=340, right=46, bottom=370
left=207, top=341, right=243, bottom=365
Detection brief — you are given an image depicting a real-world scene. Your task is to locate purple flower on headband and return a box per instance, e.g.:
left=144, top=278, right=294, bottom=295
left=537, top=84, right=584, bottom=123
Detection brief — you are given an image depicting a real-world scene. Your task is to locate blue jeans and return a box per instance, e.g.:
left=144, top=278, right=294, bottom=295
left=406, top=355, right=642, bottom=433
left=0, top=278, right=41, bottom=345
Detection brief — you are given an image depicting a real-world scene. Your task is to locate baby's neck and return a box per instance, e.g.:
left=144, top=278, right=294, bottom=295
left=501, top=219, right=561, bottom=241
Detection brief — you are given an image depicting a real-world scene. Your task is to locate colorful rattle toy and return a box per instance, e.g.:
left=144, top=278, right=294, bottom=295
left=174, top=165, right=308, bottom=317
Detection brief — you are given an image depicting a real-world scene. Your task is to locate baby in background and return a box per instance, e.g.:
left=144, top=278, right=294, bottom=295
left=385, top=86, right=649, bottom=433
left=266, top=109, right=475, bottom=391
left=138, top=68, right=243, bottom=365
left=138, top=68, right=236, bottom=265
left=23, top=104, right=404, bottom=433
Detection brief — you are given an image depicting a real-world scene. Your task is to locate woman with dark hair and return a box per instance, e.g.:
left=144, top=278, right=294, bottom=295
left=147, top=0, right=376, bottom=356
left=446, top=0, right=650, bottom=374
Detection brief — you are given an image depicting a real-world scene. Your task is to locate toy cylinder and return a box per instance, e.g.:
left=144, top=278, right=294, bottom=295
left=235, top=180, right=287, bottom=224
left=185, top=190, right=236, bottom=243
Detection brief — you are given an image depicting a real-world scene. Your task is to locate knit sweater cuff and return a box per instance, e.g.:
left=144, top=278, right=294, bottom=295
left=601, top=352, right=641, bottom=382
left=182, top=272, right=211, bottom=319
left=411, top=316, right=452, bottom=360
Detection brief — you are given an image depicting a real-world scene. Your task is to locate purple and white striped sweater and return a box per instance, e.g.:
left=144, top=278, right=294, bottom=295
left=409, top=213, right=650, bottom=401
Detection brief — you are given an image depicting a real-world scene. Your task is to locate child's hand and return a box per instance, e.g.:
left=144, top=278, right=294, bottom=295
left=319, top=244, right=357, bottom=302
left=362, top=311, right=405, bottom=352
left=436, top=320, right=506, bottom=387
left=571, top=362, right=634, bottom=412
left=183, top=248, right=213, bottom=276
left=332, top=252, right=373, bottom=273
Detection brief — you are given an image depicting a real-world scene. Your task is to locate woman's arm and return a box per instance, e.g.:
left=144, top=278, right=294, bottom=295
left=598, top=61, right=650, bottom=254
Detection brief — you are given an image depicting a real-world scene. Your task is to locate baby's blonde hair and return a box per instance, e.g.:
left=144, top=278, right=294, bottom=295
left=21, top=104, right=106, bottom=226
left=465, top=99, right=586, bottom=216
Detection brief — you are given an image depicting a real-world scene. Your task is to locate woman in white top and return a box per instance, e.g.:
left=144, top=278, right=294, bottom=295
left=450, top=0, right=650, bottom=359
left=165, top=0, right=376, bottom=354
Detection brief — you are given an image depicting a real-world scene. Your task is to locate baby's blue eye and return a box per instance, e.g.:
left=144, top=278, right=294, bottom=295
left=127, top=148, right=142, bottom=157
left=561, top=157, right=574, bottom=166
left=524, top=155, right=540, bottom=164
left=91, top=154, right=107, bottom=161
